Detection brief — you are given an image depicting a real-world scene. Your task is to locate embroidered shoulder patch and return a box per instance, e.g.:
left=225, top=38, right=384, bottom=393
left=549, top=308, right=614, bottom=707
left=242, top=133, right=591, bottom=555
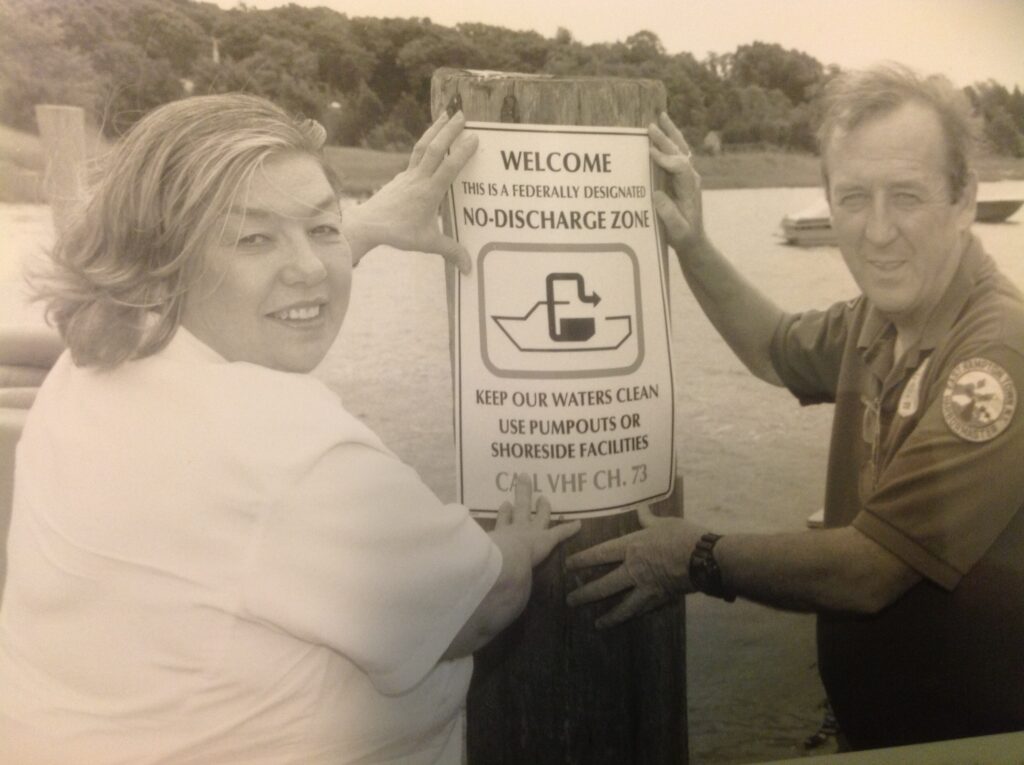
left=941, top=358, right=1017, bottom=442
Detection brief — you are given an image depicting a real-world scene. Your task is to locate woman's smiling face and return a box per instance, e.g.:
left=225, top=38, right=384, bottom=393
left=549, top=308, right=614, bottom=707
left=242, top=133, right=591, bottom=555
left=181, top=152, right=352, bottom=373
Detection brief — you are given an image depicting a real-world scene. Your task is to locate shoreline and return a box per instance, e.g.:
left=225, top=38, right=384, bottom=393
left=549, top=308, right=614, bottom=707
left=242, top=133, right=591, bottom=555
left=323, top=145, right=1024, bottom=196
left=5, top=118, right=1024, bottom=203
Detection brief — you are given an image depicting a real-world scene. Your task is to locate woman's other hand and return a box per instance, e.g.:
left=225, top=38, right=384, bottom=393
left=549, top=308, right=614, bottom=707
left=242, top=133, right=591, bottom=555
left=343, top=111, right=478, bottom=272
left=490, top=473, right=581, bottom=568
left=443, top=474, right=580, bottom=659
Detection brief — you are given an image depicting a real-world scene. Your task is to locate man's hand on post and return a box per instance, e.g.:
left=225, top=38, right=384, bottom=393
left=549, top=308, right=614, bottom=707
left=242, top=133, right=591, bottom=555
left=343, top=111, right=478, bottom=273
left=649, top=112, right=705, bottom=256
left=566, top=499, right=707, bottom=629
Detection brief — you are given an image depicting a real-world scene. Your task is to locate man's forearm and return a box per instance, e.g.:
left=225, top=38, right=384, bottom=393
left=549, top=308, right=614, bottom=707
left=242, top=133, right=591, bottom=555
left=675, top=237, right=786, bottom=386
left=712, top=526, right=921, bottom=613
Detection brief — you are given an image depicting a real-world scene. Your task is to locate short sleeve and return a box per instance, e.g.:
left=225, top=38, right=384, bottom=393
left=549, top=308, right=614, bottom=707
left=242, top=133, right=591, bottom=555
left=854, top=345, right=1024, bottom=590
left=240, top=443, right=502, bottom=695
left=770, top=301, right=855, bottom=405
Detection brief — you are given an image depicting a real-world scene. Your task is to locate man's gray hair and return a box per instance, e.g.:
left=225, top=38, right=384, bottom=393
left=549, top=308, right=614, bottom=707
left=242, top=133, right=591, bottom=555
left=817, top=62, right=982, bottom=201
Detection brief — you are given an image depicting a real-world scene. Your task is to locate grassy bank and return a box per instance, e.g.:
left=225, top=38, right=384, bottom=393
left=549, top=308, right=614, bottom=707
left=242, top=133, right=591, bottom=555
left=695, top=151, right=823, bottom=189
left=326, top=146, right=1024, bottom=194
left=324, top=146, right=830, bottom=194
left=325, top=145, right=409, bottom=198
left=5, top=122, right=1024, bottom=202
left=330, top=145, right=1024, bottom=193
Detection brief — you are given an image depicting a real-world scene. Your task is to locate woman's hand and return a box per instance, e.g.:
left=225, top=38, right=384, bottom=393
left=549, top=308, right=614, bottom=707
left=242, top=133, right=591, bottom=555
left=649, top=112, right=705, bottom=256
left=443, top=474, right=580, bottom=659
left=343, top=111, right=478, bottom=272
left=490, top=473, right=582, bottom=568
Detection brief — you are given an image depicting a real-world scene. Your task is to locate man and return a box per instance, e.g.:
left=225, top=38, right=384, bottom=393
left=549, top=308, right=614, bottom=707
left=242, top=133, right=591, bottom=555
left=567, top=64, right=1024, bottom=750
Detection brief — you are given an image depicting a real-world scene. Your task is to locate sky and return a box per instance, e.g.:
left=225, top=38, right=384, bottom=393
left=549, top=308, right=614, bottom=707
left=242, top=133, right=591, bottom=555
left=212, top=0, right=1024, bottom=90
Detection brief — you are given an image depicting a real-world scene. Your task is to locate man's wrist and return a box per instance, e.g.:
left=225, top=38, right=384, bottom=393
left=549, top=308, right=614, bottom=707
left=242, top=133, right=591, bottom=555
left=680, top=233, right=717, bottom=265
left=688, top=532, right=736, bottom=602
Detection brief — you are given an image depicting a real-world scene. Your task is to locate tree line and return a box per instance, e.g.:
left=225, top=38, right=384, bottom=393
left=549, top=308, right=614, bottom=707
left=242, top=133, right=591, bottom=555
left=2, top=0, right=1023, bottom=156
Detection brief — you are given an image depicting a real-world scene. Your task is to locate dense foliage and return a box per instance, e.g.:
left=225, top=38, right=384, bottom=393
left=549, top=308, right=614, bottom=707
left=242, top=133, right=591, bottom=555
left=2, top=0, right=1022, bottom=155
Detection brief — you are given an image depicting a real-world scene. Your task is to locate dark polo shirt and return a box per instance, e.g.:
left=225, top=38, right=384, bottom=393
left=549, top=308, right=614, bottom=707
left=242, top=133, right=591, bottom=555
left=770, top=237, right=1024, bottom=749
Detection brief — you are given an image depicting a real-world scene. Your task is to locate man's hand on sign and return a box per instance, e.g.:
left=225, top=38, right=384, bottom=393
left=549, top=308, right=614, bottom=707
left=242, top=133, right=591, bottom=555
left=649, top=112, right=705, bottom=256
left=566, top=495, right=706, bottom=629
left=343, top=110, right=478, bottom=273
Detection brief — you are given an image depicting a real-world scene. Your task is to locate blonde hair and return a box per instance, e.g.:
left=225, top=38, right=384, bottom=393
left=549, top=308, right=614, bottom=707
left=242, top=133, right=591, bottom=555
left=817, top=63, right=981, bottom=202
left=35, top=94, right=334, bottom=368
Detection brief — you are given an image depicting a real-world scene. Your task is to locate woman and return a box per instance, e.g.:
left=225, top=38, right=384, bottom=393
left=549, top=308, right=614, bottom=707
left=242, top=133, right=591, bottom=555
left=0, top=94, right=578, bottom=764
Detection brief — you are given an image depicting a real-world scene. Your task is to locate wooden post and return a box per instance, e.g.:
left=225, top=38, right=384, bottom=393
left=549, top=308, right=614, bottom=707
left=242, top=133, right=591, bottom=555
left=431, top=69, right=687, bottom=765
left=34, top=105, right=88, bottom=235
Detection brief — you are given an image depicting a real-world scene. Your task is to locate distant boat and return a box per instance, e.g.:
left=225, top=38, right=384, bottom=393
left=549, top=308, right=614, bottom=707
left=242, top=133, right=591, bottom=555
left=780, top=198, right=1023, bottom=247
left=976, top=199, right=1024, bottom=223
left=780, top=199, right=836, bottom=246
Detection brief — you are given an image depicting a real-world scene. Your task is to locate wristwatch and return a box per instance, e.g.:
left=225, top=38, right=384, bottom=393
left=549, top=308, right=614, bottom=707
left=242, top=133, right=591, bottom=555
left=688, top=533, right=736, bottom=602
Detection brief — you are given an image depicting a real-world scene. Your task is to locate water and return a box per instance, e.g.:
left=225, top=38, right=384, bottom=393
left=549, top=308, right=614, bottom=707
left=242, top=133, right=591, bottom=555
left=325, top=182, right=1024, bottom=510
left=8, top=185, right=1015, bottom=519
left=2, top=184, right=1021, bottom=763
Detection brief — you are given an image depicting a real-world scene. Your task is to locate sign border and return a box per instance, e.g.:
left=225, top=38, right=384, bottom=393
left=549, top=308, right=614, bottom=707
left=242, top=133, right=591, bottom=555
left=448, top=122, right=676, bottom=517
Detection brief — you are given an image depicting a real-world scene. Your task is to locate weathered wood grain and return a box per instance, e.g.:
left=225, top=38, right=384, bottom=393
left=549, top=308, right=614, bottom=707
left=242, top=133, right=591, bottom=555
left=33, top=105, right=87, bottom=235
left=432, top=68, right=687, bottom=765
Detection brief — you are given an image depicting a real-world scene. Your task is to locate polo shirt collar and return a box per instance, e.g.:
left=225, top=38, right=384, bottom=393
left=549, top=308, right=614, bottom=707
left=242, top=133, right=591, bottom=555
left=856, top=303, right=889, bottom=353
left=919, top=235, right=983, bottom=353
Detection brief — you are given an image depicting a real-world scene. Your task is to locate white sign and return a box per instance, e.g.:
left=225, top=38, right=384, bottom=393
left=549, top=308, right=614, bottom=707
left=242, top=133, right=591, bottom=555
left=447, top=123, right=675, bottom=517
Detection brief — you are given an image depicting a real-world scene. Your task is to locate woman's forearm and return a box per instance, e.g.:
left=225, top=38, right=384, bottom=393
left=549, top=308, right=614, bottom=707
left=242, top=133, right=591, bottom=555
left=442, top=534, right=533, bottom=660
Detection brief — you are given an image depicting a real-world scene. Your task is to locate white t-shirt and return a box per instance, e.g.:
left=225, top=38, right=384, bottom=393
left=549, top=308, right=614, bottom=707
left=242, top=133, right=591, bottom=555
left=0, top=328, right=501, bottom=764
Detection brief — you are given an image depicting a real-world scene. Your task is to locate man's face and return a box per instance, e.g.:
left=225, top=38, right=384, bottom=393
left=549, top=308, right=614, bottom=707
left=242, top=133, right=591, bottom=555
left=825, top=101, right=976, bottom=337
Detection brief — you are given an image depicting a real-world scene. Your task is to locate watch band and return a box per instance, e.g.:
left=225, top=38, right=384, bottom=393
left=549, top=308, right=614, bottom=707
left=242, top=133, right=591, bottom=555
left=688, top=532, right=736, bottom=602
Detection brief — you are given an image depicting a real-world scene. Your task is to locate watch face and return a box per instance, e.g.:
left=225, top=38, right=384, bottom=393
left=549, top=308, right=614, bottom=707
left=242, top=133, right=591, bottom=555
left=691, top=537, right=727, bottom=597
left=689, top=553, right=711, bottom=591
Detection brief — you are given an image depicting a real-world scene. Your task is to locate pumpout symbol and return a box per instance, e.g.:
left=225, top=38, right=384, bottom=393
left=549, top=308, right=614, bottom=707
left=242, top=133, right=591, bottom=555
left=477, top=242, right=644, bottom=378
left=492, top=272, right=633, bottom=352
left=547, top=273, right=599, bottom=341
